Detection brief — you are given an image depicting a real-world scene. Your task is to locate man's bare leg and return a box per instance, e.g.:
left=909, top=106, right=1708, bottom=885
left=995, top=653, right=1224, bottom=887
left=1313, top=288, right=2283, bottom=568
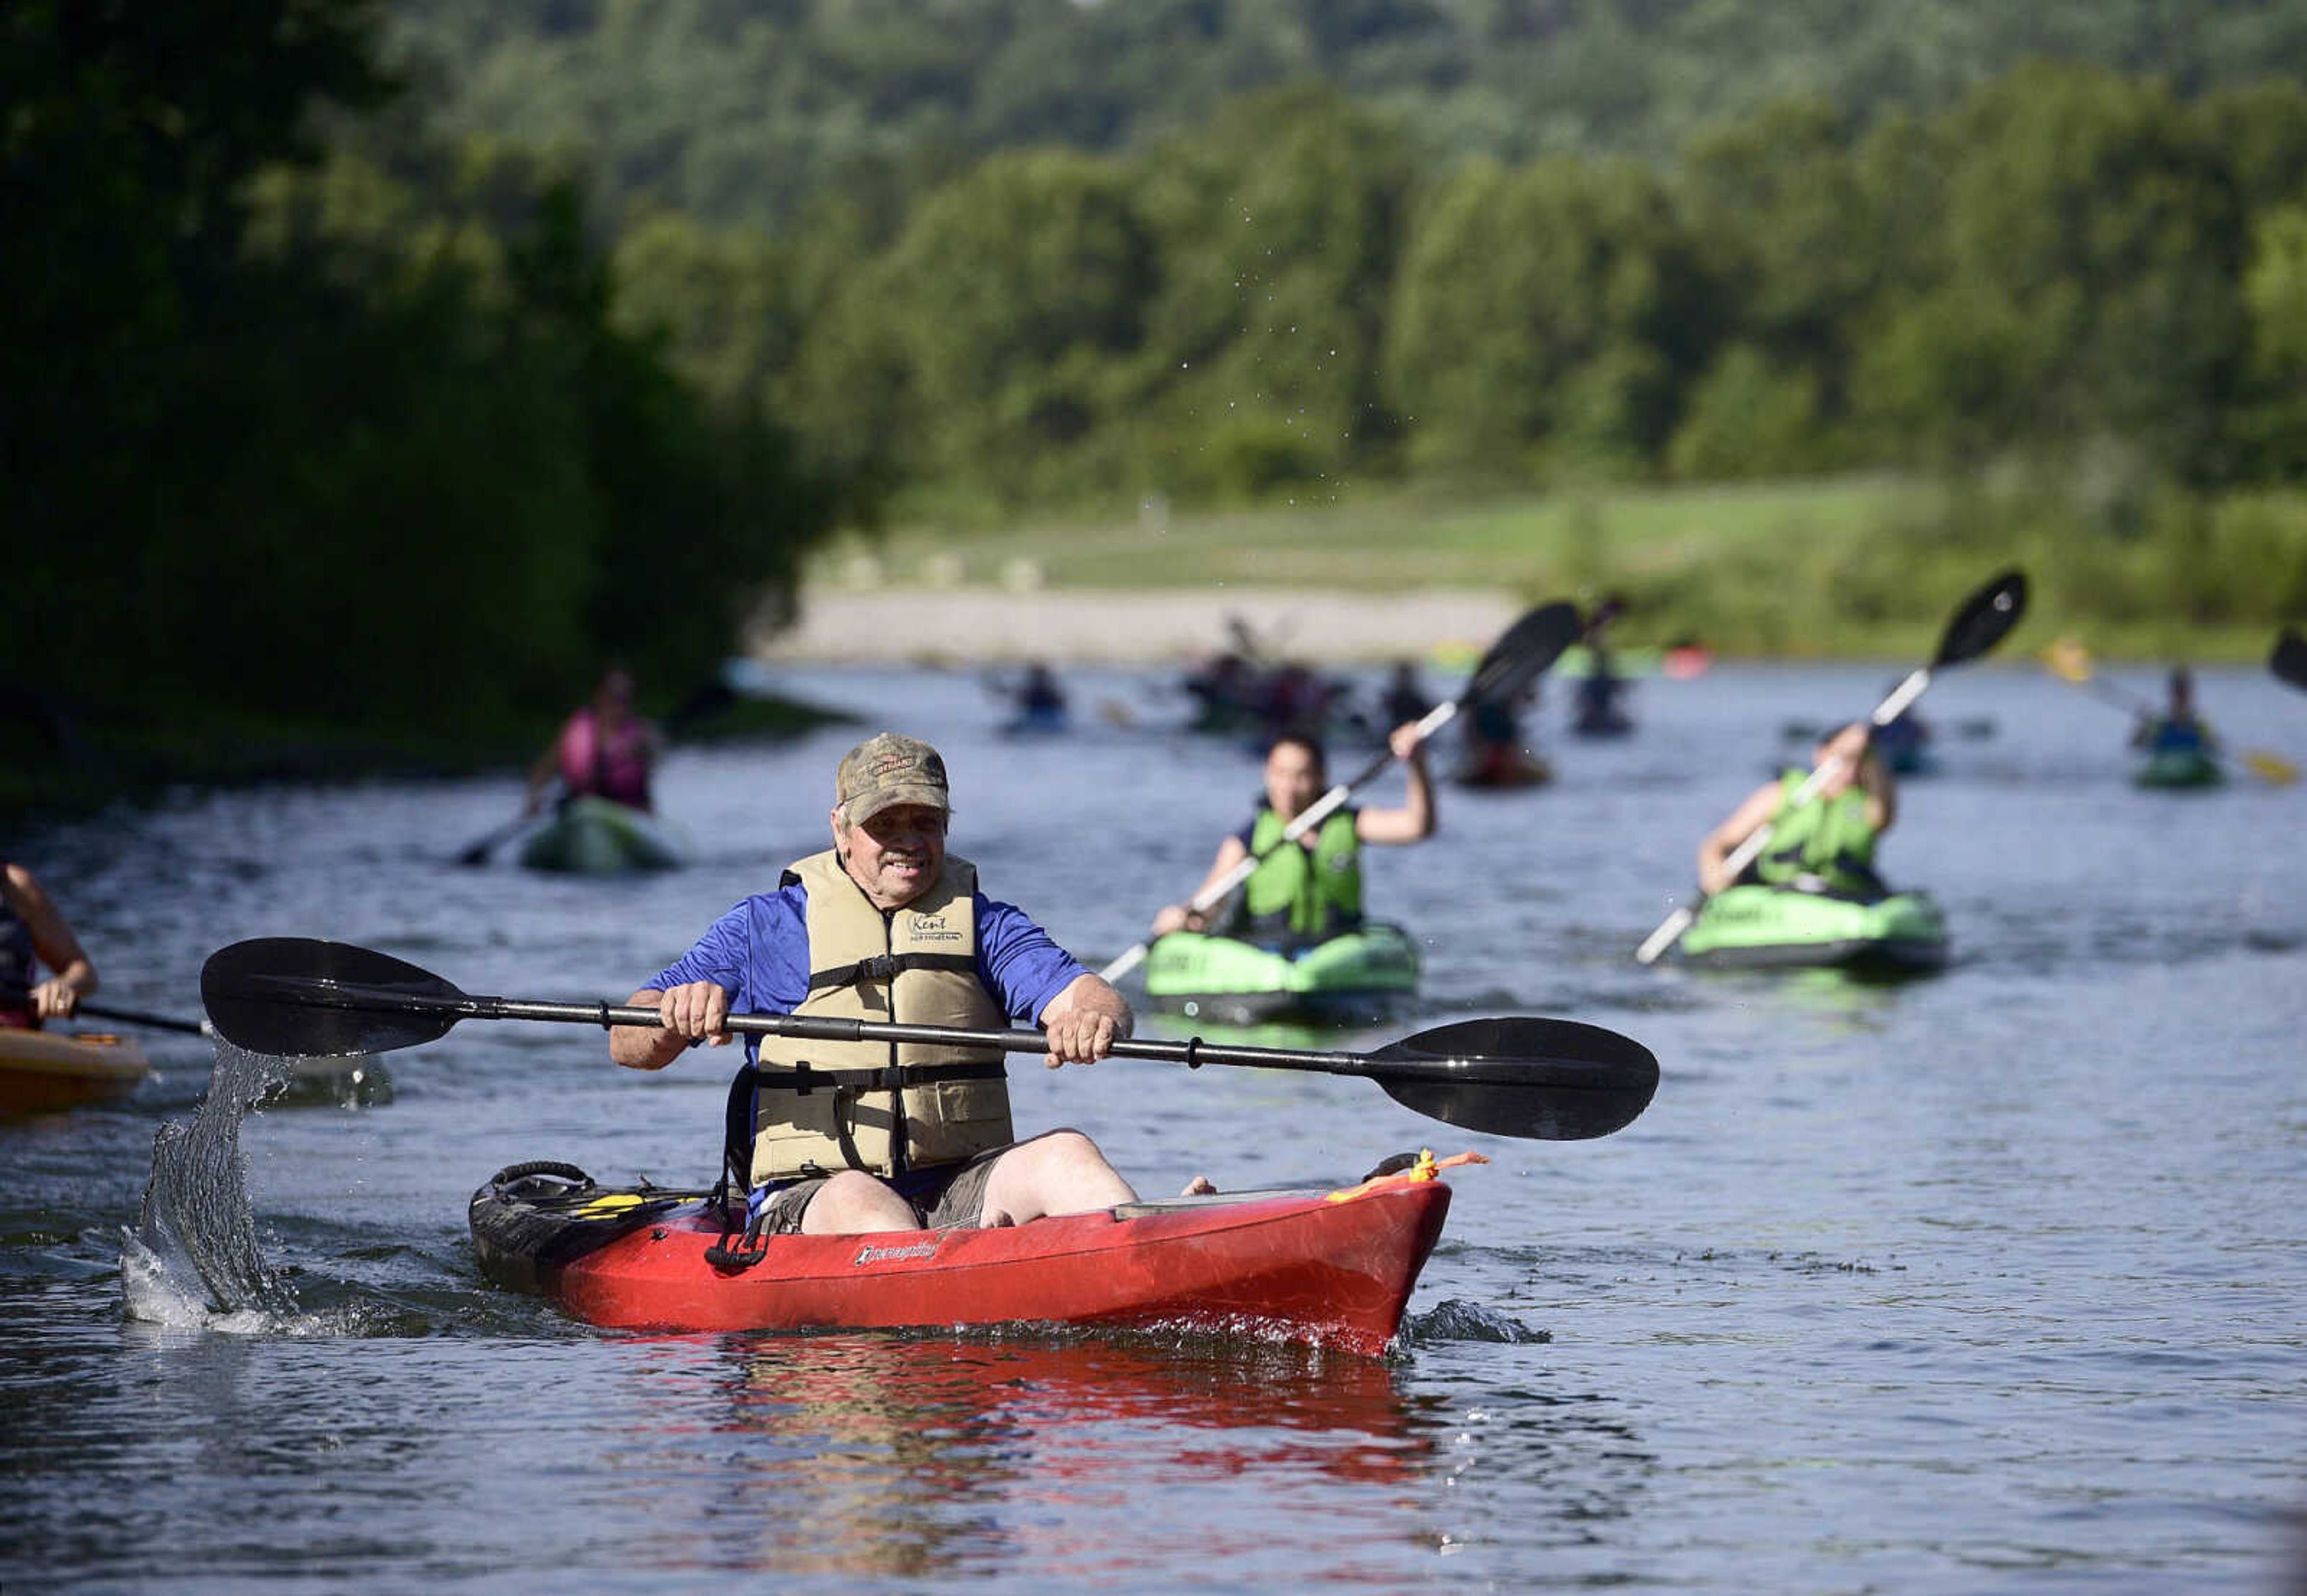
left=800, top=1170, right=923, bottom=1234
left=977, top=1129, right=1138, bottom=1227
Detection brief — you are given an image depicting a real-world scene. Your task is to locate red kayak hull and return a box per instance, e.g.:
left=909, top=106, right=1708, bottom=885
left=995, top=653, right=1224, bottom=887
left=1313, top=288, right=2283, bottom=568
left=477, top=1175, right=1452, bottom=1358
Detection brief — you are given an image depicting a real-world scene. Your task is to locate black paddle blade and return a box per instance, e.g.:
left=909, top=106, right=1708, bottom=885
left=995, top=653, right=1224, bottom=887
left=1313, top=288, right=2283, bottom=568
left=2271, top=627, right=2307, bottom=693
left=1369, top=1017, right=1659, bottom=1141
left=1932, top=569, right=2028, bottom=669
left=201, top=938, right=461, bottom=1057
left=1465, top=601, right=1585, bottom=707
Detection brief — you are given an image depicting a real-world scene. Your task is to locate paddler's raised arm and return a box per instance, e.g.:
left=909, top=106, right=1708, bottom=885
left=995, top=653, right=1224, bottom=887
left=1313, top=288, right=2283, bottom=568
left=1152, top=836, right=1250, bottom=936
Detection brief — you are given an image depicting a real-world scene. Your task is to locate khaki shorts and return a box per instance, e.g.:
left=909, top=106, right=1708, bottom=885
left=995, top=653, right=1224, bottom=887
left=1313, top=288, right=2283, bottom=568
left=755, top=1141, right=1011, bottom=1236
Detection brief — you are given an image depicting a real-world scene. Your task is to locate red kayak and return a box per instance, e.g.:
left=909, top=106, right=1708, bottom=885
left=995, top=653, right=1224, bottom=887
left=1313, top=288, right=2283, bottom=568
left=469, top=1157, right=1462, bottom=1356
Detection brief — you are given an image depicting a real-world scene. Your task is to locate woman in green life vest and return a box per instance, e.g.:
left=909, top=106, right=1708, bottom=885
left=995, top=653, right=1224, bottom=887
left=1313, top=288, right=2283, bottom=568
left=1697, top=721, right=1898, bottom=899
left=1152, top=724, right=1436, bottom=945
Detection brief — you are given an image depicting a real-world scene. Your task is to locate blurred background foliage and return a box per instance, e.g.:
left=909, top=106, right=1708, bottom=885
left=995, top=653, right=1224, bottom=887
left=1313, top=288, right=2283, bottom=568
left=4, top=0, right=833, bottom=789
left=9, top=0, right=2307, bottom=803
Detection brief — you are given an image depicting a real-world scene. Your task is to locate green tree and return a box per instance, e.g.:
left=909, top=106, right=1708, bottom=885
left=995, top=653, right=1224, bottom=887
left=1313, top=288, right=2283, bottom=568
left=850, top=147, right=1157, bottom=509
left=1131, top=86, right=1416, bottom=500
left=1386, top=152, right=1712, bottom=480
left=1850, top=62, right=2249, bottom=481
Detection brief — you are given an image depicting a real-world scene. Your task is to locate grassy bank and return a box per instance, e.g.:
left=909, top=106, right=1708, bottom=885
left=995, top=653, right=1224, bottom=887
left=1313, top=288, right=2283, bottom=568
left=816, top=473, right=2306, bottom=663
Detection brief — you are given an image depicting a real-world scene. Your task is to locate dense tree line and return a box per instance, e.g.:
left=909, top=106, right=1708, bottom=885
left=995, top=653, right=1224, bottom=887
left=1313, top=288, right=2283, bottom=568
left=613, top=64, right=2307, bottom=487
left=389, top=0, right=2307, bottom=233
left=3, top=0, right=831, bottom=768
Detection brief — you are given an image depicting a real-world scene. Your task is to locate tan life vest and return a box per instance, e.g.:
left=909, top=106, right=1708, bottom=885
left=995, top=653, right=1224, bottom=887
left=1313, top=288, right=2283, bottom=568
left=748, top=849, right=1014, bottom=1183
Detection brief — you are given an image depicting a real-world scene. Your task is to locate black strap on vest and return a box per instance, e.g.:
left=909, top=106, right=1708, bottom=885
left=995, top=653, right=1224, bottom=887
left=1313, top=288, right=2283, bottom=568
left=802, top=951, right=978, bottom=992
left=717, top=1057, right=1008, bottom=1191
left=707, top=1064, right=771, bottom=1272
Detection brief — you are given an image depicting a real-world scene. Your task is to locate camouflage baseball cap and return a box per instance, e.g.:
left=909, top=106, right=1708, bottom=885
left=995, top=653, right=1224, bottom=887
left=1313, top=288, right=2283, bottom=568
left=834, top=732, right=951, bottom=825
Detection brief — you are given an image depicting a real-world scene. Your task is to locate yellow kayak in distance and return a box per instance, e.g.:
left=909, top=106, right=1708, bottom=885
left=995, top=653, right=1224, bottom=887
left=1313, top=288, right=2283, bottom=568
left=0, top=1027, right=153, bottom=1117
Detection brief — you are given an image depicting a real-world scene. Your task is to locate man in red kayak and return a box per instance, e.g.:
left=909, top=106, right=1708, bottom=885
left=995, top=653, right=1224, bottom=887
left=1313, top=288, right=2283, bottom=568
left=610, top=732, right=1141, bottom=1236
left=1, top=858, right=98, bottom=1028
left=526, top=667, right=665, bottom=816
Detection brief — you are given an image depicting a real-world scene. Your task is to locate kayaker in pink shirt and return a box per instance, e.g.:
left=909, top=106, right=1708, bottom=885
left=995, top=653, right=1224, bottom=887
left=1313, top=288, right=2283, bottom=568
left=526, top=668, right=665, bottom=816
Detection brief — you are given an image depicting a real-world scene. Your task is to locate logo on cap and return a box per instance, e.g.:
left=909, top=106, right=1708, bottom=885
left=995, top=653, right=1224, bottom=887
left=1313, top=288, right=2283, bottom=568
left=836, top=732, right=951, bottom=824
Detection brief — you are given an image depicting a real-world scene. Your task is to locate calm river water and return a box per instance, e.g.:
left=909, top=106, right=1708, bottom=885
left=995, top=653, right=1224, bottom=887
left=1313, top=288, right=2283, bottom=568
left=4, top=658, right=2303, bottom=1594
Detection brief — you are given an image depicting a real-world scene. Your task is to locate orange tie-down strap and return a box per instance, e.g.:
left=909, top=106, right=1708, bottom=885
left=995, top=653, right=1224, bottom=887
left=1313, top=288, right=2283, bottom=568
left=1325, top=1148, right=1489, bottom=1203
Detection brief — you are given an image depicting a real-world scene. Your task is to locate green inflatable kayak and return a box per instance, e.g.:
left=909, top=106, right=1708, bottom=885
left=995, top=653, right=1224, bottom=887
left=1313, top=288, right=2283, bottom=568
left=517, top=796, right=688, bottom=875
left=1143, top=923, right=1421, bottom=1024
left=1678, top=883, right=1947, bottom=975
left=2133, top=747, right=2224, bottom=789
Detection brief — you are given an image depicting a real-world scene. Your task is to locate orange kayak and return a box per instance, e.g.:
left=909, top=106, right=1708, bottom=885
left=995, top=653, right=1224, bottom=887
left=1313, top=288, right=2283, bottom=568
left=0, top=1027, right=153, bottom=1116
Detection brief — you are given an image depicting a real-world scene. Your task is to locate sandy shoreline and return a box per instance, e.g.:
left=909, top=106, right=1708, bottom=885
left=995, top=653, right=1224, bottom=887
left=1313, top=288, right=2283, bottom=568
left=747, top=585, right=1525, bottom=665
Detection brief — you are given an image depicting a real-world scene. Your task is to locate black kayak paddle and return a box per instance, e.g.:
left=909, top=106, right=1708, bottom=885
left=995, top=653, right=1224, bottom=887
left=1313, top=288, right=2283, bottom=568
left=200, top=938, right=1659, bottom=1142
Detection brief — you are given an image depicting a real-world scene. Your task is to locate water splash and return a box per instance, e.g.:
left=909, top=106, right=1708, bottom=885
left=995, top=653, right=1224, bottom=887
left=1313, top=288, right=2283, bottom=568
left=123, top=1040, right=302, bottom=1328
left=1402, top=1297, right=1552, bottom=1345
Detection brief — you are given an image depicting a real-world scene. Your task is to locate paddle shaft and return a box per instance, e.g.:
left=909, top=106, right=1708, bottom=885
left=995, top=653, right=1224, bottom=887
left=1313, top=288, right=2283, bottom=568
left=458, top=779, right=565, bottom=866
left=2056, top=671, right=2157, bottom=718
left=1634, top=666, right=1929, bottom=966
left=458, top=813, right=534, bottom=867
left=1, top=983, right=211, bottom=1036
left=270, top=979, right=1535, bottom=1084
left=1098, top=699, right=1456, bottom=983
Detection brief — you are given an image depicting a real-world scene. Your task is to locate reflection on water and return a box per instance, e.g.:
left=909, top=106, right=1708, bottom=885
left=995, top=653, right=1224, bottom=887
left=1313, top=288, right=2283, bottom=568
left=258, top=1057, right=394, bottom=1111
left=667, top=1333, right=1429, bottom=1581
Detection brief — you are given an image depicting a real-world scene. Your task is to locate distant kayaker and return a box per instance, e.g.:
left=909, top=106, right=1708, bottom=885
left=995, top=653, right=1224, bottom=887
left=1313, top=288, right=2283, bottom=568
left=1150, top=724, right=1436, bottom=944
left=2131, top=667, right=2218, bottom=755
left=1571, top=594, right=1635, bottom=738
left=526, top=667, right=664, bottom=816
left=1697, top=722, right=1897, bottom=899
left=995, top=661, right=1069, bottom=734
left=1873, top=690, right=1934, bottom=774
left=1379, top=660, right=1432, bottom=727
left=609, top=732, right=1142, bottom=1237
left=1458, top=685, right=1546, bottom=787
left=0, top=860, right=97, bottom=1028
